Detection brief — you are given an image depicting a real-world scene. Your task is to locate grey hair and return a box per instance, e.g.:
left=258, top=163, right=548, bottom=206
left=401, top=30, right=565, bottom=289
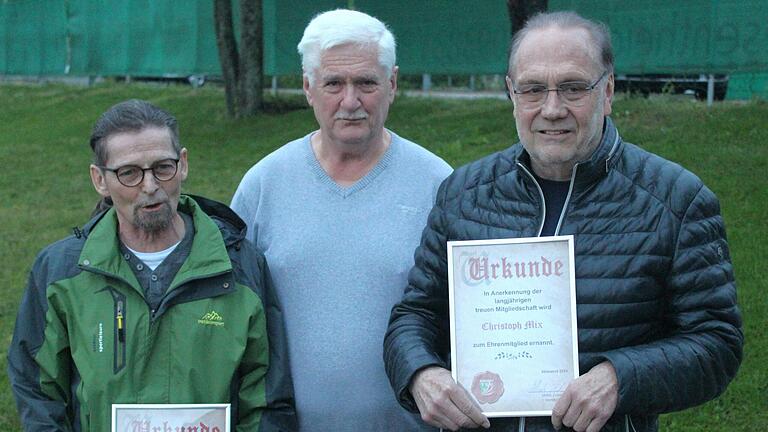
left=90, top=99, right=180, bottom=166
left=297, top=9, right=396, bottom=85
left=508, top=11, right=614, bottom=78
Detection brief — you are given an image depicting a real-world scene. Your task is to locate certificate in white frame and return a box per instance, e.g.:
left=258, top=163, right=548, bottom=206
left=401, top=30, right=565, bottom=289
left=111, top=403, right=230, bottom=432
left=447, top=235, right=578, bottom=417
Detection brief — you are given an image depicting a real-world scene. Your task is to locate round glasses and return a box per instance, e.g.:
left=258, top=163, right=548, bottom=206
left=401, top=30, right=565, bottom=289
left=100, top=158, right=180, bottom=187
left=511, top=71, right=607, bottom=107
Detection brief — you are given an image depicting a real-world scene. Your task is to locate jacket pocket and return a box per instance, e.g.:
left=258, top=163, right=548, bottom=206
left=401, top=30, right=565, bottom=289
left=112, top=292, right=127, bottom=374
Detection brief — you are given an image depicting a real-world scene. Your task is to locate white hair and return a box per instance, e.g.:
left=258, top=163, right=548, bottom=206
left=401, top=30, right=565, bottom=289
left=297, top=9, right=396, bottom=85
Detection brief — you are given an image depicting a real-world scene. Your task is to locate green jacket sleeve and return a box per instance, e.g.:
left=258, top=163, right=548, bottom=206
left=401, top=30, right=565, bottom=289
left=236, top=246, right=296, bottom=431
left=8, top=263, right=75, bottom=431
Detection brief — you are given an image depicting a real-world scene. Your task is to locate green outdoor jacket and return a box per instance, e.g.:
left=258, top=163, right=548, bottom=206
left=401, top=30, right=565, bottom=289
left=8, top=195, right=296, bottom=431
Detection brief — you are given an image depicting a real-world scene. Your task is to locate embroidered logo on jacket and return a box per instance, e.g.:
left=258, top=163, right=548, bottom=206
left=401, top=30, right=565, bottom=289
left=91, top=322, right=105, bottom=352
left=198, top=311, right=225, bottom=326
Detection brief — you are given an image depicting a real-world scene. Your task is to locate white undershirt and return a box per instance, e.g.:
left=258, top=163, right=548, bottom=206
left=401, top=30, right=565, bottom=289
left=126, top=241, right=180, bottom=271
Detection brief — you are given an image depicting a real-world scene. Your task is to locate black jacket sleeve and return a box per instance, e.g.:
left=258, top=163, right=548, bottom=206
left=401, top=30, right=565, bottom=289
left=601, top=184, right=743, bottom=414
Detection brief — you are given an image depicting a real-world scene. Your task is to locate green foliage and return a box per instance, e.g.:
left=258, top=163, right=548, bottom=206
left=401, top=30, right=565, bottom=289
left=0, top=84, right=765, bottom=430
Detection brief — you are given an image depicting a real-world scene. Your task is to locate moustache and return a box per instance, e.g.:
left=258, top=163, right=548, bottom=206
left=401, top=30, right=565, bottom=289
left=334, top=110, right=368, bottom=121
left=134, top=198, right=169, bottom=209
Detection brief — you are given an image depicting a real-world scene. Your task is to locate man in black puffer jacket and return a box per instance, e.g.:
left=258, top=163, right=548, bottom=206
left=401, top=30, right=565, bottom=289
left=383, top=11, right=742, bottom=432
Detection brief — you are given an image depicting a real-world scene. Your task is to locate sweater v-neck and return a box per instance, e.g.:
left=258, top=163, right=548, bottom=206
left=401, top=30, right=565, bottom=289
left=304, top=131, right=397, bottom=198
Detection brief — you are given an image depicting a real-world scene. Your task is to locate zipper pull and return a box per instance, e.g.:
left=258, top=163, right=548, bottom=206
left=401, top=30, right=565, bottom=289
left=117, top=301, right=125, bottom=342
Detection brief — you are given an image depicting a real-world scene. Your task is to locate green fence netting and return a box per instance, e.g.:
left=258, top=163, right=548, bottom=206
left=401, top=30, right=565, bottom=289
left=0, top=0, right=68, bottom=75
left=0, top=0, right=510, bottom=77
left=264, top=0, right=345, bottom=76
left=357, top=0, right=510, bottom=75
left=726, top=72, right=768, bottom=100
left=263, top=0, right=512, bottom=75
left=68, top=0, right=221, bottom=76
left=0, top=0, right=766, bottom=99
left=550, top=0, right=768, bottom=74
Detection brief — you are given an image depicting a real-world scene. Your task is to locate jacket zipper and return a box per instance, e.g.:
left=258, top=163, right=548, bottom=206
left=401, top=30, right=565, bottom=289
left=626, top=414, right=637, bottom=432
left=114, top=298, right=126, bottom=373
left=83, top=265, right=231, bottom=367
left=515, top=163, right=548, bottom=432
left=553, top=164, right=579, bottom=236
left=517, top=163, right=546, bottom=237
left=519, top=132, right=621, bottom=238
left=513, top=135, right=621, bottom=432
left=515, top=162, right=576, bottom=432
left=517, top=159, right=577, bottom=237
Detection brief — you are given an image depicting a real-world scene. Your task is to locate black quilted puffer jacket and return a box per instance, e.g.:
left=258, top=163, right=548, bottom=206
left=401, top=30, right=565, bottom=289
left=384, top=117, right=743, bottom=432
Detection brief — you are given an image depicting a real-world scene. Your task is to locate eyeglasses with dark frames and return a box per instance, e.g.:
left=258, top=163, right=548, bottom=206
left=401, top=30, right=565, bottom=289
left=511, top=71, right=608, bottom=107
left=99, top=158, right=180, bottom=187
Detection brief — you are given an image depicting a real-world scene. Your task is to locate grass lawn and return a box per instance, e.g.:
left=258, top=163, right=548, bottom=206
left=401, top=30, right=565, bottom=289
left=0, top=83, right=765, bottom=430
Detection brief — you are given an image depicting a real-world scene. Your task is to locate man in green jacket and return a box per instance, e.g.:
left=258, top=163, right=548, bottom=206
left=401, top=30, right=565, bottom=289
left=8, top=99, right=296, bottom=431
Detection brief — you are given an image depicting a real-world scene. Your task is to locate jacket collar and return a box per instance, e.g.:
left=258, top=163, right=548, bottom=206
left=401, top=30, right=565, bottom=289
left=515, top=116, right=623, bottom=189
left=78, top=195, right=235, bottom=291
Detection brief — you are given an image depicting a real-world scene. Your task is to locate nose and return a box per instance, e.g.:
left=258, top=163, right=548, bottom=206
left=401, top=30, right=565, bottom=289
left=340, top=84, right=362, bottom=111
left=139, top=169, right=160, bottom=194
left=539, top=89, right=568, bottom=120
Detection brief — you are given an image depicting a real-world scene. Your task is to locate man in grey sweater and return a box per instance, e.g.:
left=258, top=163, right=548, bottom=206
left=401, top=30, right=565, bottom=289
left=231, top=9, right=451, bottom=432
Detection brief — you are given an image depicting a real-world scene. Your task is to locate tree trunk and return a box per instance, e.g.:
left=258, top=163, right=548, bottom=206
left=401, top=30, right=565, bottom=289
left=507, top=0, right=548, bottom=36
left=238, top=0, right=263, bottom=115
left=213, top=0, right=239, bottom=117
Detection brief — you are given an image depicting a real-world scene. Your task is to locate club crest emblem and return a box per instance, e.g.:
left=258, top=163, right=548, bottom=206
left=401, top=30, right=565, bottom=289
left=471, top=371, right=504, bottom=404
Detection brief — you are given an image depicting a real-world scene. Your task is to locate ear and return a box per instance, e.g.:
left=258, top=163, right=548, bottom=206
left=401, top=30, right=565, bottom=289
left=505, top=75, right=513, bottom=101
left=388, top=66, right=399, bottom=103
left=303, top=74, right=314, bottom=106
left=90, top=164, right=110, bottom=198
left=177, top=148, right=189, bottom=182
left=603, top=73, right=614, bottom=116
